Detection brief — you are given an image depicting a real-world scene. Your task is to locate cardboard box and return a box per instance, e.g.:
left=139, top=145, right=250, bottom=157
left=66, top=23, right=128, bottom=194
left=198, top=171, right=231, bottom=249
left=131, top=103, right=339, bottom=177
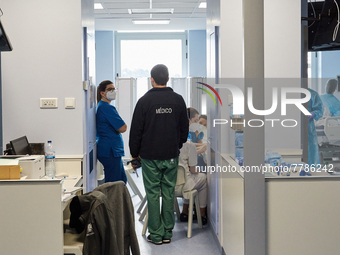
left=0, top=165, right=21, bottom=180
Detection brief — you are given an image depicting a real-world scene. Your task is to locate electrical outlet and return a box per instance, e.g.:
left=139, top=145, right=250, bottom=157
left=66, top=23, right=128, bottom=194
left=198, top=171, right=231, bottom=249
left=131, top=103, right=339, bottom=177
left=40, top=98, right=58, bottom=108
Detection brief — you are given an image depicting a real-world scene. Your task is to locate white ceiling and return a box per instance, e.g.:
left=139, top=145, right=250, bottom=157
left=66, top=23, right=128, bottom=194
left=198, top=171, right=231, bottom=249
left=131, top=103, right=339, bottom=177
left=94, top=0, right=207, bottom=31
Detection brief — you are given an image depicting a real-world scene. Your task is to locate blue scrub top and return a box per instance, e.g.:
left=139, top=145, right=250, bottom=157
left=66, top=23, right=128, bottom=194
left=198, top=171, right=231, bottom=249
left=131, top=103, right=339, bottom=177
left=188, top=131, right=204, bottom=143
left=96, top=100, right=125, bottom=157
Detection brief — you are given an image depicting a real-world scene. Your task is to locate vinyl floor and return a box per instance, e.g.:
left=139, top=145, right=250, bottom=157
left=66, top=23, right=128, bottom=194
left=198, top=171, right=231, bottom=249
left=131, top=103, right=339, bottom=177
left=127, top=169, right=222, bottom=255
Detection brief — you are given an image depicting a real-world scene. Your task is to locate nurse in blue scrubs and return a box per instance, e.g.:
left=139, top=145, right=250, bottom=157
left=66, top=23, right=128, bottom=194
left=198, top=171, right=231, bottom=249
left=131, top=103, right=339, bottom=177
left=307, top=88, right=323, bottom=166
left=96, top=80, right=127, bottom=183
left=320, top=79, right=340, bottom=117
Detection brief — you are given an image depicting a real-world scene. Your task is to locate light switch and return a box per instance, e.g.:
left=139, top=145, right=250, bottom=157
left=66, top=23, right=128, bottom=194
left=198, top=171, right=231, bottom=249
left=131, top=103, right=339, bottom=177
left=65, top=98, right=75, bottom=109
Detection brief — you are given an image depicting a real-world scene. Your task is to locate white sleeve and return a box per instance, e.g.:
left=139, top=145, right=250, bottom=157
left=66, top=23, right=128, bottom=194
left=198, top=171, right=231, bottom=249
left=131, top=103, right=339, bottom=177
left=188, top=143, right=198, bottom=167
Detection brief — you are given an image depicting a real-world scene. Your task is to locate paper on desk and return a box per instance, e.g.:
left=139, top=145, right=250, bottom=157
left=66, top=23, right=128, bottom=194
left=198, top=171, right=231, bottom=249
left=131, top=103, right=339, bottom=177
left=62, top=193, right=72, bottom=201
left=0, top=158, right=19, bottom=165
left=329, top=171, right=340, bottom=175
left=64, top=187, right=82, bottom=194
left=17, top=156, right=36, bottom=161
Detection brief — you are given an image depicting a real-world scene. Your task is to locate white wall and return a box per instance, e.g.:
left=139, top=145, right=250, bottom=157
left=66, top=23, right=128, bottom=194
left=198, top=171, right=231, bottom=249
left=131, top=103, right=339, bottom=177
left=264, top=0, right=301, bottom=78
left=264, top=0, right=301, bottom=150
left=1, top=0, right=88, bottom=155
left=219, top=0, right=244, bottom=78
left=207, top=0, right=302, bottom=253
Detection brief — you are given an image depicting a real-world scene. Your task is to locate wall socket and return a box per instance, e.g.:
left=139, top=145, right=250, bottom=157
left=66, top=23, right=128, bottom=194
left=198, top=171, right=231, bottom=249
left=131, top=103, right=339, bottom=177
left=40, top=98, right=58, bottom=108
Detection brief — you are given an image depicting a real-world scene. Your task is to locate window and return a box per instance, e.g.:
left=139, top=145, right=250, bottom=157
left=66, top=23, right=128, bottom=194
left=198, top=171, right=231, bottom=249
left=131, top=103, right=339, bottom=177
left=115, top=32, right=187, bottom=78
left=121, top=39, right=182, bottom=78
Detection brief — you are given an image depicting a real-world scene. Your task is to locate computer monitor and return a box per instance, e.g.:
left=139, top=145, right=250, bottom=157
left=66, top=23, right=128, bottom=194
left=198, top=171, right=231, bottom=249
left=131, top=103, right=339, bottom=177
left=309, top=0, right=340, bottom=51
left=0, top=19, right=12, bottom=51
left=10, top=136, right=32, bottom=155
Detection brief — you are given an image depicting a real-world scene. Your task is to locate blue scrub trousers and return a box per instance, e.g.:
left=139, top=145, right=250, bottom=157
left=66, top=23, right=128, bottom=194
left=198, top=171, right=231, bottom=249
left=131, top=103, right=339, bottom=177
left=98, top=150, right=127, bottom=183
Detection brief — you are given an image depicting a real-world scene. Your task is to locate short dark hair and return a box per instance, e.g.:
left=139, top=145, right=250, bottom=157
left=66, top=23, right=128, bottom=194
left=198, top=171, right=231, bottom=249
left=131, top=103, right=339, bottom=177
left=199, top=114, right=207, bottom=120
left=187, top=107, right=199, bottom=120
left=326, top=79, right=338, bottom=94
left=150, top=64, right=169, bottom=85
left=97, top=80, right=113, bottom=104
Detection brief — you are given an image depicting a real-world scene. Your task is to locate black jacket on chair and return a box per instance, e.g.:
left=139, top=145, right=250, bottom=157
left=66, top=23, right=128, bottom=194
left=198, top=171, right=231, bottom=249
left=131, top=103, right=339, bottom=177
left=69, top=181, right=140, bottom=255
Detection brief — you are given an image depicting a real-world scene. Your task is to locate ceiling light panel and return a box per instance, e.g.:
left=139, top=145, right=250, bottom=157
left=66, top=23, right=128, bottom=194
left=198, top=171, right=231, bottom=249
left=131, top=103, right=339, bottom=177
left=117, top=30, right=185, bottom=33
left=94, top=0, right=207, bottom=22
left=97, top=14, right=148, bottom=19
left=103, top=3, right=149, bottom=9
left=94, top=3, right=103, bottom=9
left=128, top=8, right=174, bottom=14
left=132, top=19, right=171, bottom=25
left=152, top=14, right=198, bottom=19
left=199, top=2, right=207, bottom=8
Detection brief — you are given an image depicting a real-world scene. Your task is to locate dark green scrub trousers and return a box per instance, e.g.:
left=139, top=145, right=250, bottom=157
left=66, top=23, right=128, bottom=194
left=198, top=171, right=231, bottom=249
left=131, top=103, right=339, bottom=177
left=141, top=157, right=178, bottom=242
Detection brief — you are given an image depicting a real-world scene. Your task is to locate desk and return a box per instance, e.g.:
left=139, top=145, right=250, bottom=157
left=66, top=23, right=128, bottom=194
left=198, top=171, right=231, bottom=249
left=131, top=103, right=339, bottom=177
left=0, top=177, right=82, bottom=255
left=265, top=172, right=340, bottom=255
left=219, top=154, right=340, bottom=255
left=61, top=176, right=83, bottom=210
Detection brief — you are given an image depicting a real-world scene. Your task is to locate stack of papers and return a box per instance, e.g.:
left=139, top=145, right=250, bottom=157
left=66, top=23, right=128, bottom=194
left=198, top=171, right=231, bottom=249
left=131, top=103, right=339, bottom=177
left=64, top=186, right=82, bottom=194
left=0, top=158, right=19, bottom=165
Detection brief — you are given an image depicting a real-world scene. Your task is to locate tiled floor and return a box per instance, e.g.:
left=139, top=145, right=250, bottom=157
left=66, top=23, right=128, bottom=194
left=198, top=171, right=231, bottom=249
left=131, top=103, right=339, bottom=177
left=127, top=169, right=222, bottom=255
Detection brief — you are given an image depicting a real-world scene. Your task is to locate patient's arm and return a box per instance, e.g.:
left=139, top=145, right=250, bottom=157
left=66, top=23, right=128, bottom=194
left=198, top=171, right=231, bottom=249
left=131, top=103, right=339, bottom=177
left=196, top=143, right=207, bottom=155
left=193, top=141, right=203, bottom=147
left=189, top=165, right=199, bottom=174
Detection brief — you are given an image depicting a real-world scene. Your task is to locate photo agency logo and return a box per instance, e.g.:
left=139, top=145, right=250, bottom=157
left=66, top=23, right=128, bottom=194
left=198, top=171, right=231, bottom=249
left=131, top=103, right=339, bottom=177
left=196, top=82, right=223, bottom=106
left=199, top=81, right=312, bottom=128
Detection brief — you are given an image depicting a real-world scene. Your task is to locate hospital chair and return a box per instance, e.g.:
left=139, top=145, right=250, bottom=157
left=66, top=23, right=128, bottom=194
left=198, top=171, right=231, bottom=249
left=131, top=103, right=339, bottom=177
left=124, top=163, right=144, bottom=201
left=141, top=165, right=203, bottom=238
left=97, top=160, right=143, bottom=201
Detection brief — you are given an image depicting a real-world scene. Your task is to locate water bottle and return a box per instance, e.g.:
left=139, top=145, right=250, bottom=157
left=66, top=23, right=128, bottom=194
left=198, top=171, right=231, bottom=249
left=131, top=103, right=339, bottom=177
left=45, top=141, right=56, bottom=178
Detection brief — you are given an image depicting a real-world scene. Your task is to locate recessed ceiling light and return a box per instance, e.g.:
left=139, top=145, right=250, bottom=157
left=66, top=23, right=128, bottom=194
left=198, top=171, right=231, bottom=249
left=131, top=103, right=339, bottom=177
left=128, top=9, right=174, bottom=14
left=199, top=2, right=207, bottom=8
left=132, top=19, right=171, bottom=25
left=94, top=3, right=103, bottom=9
left=117, top=30, right=185, bottom=33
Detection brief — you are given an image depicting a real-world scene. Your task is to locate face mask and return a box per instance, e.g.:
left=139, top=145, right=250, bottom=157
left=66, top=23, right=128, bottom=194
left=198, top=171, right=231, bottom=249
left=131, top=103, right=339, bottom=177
left=189, top=123, right=205, bottom=133
left=202, top=127, right=207, bottom=142
left=105, top=90, right=116, bottom=101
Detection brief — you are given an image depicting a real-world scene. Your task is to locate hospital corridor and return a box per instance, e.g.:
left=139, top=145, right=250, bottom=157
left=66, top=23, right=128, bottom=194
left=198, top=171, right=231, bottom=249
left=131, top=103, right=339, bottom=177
left=1, top=0, right=340, bottom=255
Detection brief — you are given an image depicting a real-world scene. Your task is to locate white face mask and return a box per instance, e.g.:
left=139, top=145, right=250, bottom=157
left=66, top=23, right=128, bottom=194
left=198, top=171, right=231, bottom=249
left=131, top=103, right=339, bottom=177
left=189, top=123, right=205, bottom=133
left=105, top=90, right=116, bottom=101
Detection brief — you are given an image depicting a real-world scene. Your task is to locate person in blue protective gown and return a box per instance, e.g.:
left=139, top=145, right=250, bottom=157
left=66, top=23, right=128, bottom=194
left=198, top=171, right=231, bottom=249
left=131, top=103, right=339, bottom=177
left=187, top=108, right=207, bottom=167
left=187, top=107, right=201, bottom=142
left=320, top=79, right=340, bottom=117
left=96, top=80, right=127, bottom=183
left=307, top=88, right=323, bottom=166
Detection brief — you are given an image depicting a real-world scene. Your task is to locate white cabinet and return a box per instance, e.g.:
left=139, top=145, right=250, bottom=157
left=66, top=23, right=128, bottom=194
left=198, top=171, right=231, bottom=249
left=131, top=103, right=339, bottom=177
left=0, top=180, right=63, bottom=255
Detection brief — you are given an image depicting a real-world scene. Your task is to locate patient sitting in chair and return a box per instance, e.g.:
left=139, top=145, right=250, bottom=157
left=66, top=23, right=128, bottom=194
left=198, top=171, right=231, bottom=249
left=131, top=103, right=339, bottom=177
left=179, top=139, right=208, bottom=225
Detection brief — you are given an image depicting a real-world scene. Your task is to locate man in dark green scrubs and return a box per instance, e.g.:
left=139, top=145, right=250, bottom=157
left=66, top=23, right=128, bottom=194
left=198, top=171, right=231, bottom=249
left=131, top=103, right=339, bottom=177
left=129, top=64, right=189, bottom=245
